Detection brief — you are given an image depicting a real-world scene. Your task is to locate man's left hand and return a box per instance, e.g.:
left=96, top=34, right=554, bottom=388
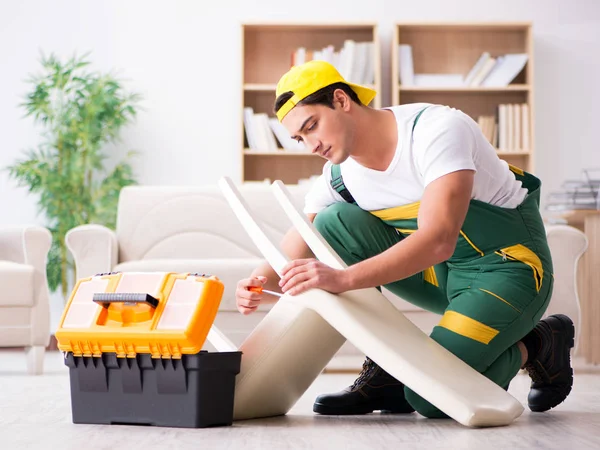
left=279, top=258, right=350, bottom=296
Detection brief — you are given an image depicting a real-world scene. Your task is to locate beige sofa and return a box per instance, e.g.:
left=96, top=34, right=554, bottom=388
left=65, top=183, right=314, bottom=351
left=65, top=183, right=588, bottom=362
left=0, top=225, right=52, bottom=374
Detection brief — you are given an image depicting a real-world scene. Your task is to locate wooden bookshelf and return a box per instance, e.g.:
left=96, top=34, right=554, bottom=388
left=392, top=22, right=535, bottom=172
left=241, top=22, right=381, bottom=183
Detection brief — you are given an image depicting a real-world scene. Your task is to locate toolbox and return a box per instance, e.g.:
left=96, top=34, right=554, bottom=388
left=55, top=271, right=242, bottom=428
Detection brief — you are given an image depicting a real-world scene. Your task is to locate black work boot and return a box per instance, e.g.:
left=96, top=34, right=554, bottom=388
left=523, top=314, right=575, bottom=412
left=313, top=357, right=415, bottom=415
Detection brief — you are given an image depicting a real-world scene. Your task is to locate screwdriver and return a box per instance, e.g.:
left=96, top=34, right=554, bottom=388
left=248, top=286, right=284, bottom=297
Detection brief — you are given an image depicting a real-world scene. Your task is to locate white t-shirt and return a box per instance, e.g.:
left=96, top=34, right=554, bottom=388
left=303, top=103, right=528, bottom=214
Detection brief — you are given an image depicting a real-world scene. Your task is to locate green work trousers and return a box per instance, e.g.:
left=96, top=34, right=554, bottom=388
left=313, top=195, right=553, bottom=418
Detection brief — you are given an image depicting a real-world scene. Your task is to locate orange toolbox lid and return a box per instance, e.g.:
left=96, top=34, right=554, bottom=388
left=55, top=272, right=224, bottom=358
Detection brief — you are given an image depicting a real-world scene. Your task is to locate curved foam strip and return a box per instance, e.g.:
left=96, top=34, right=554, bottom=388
left=233, top=302, right=345, bottom=419
left=219, top=177, right=523, bottom=426
left=218, top=177, right=346, bottom=420
left=270, top=180, right=524, bottom=427
left=271, top=180, right=347, bottom=270
left=285, top=287, right=523, bottom=427
left=218, top=177, right=288, bottom=276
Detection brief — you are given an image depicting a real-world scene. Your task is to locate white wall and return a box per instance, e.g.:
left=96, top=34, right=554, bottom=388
left=1, top=0, right=599, bottom=321
left=2, top=0, right=599, bottom=224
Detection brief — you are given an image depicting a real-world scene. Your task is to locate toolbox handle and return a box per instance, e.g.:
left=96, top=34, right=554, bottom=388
left=92, top=293, right=159, bottom=308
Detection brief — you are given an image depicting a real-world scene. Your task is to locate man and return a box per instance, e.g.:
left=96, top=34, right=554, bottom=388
left=235, top=60, right=574, bottom=418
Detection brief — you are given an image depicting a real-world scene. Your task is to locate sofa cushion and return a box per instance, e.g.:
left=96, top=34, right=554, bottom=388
left=0, top=261, right=34, bottom=306
left=113, top=258, right=274, bottom=311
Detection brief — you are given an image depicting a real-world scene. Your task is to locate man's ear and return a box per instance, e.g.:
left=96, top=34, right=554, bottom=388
left=333, top=88, right=351, bottom=111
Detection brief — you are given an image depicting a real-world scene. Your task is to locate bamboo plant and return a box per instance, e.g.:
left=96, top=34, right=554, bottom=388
left=7, top=52, right=141, bottom=298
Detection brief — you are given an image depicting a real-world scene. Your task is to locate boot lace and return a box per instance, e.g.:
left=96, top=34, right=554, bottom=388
left=350, top=357, right=378, bottom=390
left=524, top=362, right=545, bottom=384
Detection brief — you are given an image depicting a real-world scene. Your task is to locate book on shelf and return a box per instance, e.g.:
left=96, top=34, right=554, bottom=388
left=493, top=103, right=530, bottom=152
left=469, top=56, right=497, bottom=86
left=465, top=52, right=529, bottom=87
left=243, top=107, right=307, bottom=153
left=397, top=45, right=529, bottom=87
left=464, top=52, right=491, bottom=85
left=398, top=44, right=414, bottom=86
left=474, top=103, right=530, bottom=152
left=397, top=44, right=469, bottom=87
left=292, top=39, right=375, bottom=85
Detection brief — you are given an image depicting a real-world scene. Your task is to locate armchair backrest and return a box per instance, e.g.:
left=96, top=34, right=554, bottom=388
left=544, top=223, right=588, bottom=350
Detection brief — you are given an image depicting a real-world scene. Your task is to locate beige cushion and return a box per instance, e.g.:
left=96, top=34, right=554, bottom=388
left=0, top=261, right=34, bottom=307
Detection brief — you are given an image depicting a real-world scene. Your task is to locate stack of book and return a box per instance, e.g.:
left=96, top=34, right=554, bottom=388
left=546, top=170, right=600, bottom=212
left=243, top=107, right=306, bottom=153
left=292, top=39, right=375, bottom=85
left=464, top=52, right=529, bottom=87
left=398, top=46, right=529, bottom=87
left=474, top=103, right=530, bottom=151
left=496, top=103, right=530, bottom=151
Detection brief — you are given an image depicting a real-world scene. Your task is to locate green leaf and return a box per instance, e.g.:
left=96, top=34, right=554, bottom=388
left=6, top=51, right=141, bottom=295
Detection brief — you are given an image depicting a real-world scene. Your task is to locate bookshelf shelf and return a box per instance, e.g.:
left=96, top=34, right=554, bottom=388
left=245, top=83, right=377, bottom=92
left=393, top=22, right=535, bottom=172
left=496, top=150, right=530, bottom=156
left=241, top=22, right=381, bottom=183
left=244, top=83, right=278, bottom=91
left=244, top=149, right=316, bottom=156
left=398, top=84, right=531, bottom=92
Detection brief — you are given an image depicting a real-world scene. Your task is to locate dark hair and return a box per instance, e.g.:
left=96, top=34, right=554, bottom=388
left=274, top=82, right=362, bottom=115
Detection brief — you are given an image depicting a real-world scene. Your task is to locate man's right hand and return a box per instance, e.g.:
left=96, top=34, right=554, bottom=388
left=235, top=276, right=268, bottom=315
left=235, top=213, right=317, bottom=315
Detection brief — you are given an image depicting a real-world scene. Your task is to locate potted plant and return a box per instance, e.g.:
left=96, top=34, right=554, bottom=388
left=6, top=52, right=141, bottom=299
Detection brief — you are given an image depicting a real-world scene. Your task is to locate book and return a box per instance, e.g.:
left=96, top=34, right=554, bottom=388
left=398, top=44, right=414, bottom=85
left=481, top=53, right=529, bottom=86
left=464, top=52, right=491, bottom=86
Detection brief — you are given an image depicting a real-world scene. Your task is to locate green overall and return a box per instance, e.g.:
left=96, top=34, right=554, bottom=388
left=317, top=108, right=553, bottom=418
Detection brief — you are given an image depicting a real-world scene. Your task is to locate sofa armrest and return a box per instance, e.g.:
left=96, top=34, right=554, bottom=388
left=0, top=226, right=51, bottom=268
left=66, top=224, right=118, bottom=279
left=0, top=226, right=52, bottom=346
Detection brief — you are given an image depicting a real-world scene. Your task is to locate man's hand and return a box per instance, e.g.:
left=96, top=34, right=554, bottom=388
left=279, top=258, right=350, bottom=296
left=235, top=276, right=268, bottom=315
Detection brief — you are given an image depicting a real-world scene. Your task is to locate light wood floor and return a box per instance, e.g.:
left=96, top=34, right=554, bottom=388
left=1, top=350, right=599, bottom=449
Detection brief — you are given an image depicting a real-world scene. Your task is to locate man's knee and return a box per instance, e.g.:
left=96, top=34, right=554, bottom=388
left=404, top=387, right=449, bottom=419
left=313, top=202, right=362, bottom=235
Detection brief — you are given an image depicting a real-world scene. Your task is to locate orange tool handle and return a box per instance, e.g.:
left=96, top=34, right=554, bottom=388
left=248, top=286, right=283, bottom=297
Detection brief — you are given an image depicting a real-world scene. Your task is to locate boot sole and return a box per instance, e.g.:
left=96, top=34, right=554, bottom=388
left=528, top=314, right=575, bottom=412
left=314, top=399, right=415, bottom=415
left=313, top=402, right=379, bottom=415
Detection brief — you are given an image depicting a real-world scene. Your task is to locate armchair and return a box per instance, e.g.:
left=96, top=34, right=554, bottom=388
left=0, top=226, right=52, bottom=374
left=544, top=223, right=588, bottom=352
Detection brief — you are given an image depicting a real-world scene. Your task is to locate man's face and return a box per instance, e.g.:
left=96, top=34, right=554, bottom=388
left=282, top=94, right=353, bottom=164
